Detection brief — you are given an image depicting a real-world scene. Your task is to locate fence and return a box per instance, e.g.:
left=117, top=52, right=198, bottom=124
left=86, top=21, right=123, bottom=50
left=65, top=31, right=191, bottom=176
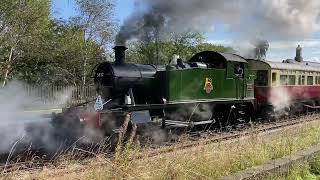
left=22, top=85, right=97, bottom=109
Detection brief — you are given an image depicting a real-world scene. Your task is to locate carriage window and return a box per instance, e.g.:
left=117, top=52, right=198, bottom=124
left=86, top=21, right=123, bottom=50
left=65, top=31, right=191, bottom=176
left=280, top=75, right=288, bottom=85
left=272, top=73, right=277, bottom=86
left=288, top=75, right=296, bottom=85
left=316, top=76, right=320, bottom=84
left=301, top=76, right=305, bottom=85
left=298, top=76, right=302, bottom=85
left=255, top=70, right=268, bottom=86
left=307, top=76, right=313, bottom=85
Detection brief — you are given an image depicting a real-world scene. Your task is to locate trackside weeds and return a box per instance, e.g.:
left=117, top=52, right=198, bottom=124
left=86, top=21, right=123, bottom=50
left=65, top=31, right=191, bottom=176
left=4, top=120, right=320, bottom=180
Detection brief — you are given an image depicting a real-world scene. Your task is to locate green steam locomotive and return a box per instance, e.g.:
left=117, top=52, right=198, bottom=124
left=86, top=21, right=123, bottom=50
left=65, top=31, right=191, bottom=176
left=89, top=46, right=255, bottom=134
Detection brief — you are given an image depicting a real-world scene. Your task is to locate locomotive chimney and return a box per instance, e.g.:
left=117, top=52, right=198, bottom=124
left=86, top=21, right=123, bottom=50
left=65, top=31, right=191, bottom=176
left=113, top=46, right=127, bottom=65
left=295, top=45, right=303, bottom=62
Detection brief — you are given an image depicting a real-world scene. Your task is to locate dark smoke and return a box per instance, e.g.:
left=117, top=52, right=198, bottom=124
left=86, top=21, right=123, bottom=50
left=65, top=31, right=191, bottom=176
left=116, top=11, right=166, bottom=45
left=116, top=0, right=320, bottom=45
left=250, top=39, right=269, bottom=60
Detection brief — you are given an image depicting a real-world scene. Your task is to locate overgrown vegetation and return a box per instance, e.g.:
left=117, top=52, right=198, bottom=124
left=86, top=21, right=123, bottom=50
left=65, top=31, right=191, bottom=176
left=268, top=155, right=320, bottom=179
left=3, top=121, right=320, bottom=180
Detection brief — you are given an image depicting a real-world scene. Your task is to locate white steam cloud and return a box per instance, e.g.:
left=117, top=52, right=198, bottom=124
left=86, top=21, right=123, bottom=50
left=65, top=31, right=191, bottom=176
left=269, top=87, right=292, bottom=117
left=116, top=0, right=320, bottom=45
left=0, top=82, right=75, bottom=154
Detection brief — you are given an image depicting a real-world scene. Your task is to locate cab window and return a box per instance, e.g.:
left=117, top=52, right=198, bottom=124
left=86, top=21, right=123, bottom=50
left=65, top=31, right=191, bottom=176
left=234, top=63, right=244, bottom=78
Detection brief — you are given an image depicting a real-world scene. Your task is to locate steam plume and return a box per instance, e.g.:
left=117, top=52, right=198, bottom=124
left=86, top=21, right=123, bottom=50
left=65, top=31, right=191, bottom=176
left=269, top=87, right=291, bottom=117
left=0, top=82, right=79, bottom=154
left=116, top=0, right=320, bottom=45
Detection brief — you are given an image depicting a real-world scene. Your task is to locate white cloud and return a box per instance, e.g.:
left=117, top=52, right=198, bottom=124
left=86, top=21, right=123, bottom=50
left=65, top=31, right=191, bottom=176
left=206, top=38, right=320, bottom=62
left=206, top=39, right=252, bottom=48
left=310, top=57, right=320, bottom=62
left=206, top=39, right=232, bottom=46
left=207, top=39, right=320, bottom=49
left=269, top=39, right=320, bottom=49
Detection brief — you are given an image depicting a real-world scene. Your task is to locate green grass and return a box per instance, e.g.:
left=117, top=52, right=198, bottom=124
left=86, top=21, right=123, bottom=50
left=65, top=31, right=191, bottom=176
left=268, top=155, right=320, bottom=180
left=4, top=120, right=320, bottom=180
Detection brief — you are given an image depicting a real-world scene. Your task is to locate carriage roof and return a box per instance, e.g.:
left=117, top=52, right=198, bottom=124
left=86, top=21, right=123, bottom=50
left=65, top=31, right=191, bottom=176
left=267, top=61, right=320, bottom=72
left=247, top=59, right=320, bottom=73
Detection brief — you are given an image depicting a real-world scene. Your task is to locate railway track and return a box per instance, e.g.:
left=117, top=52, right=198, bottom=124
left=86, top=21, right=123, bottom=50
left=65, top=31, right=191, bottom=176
left=1, top=113, right=320, bottom=174
left=144, top=113, right=320, bottom=157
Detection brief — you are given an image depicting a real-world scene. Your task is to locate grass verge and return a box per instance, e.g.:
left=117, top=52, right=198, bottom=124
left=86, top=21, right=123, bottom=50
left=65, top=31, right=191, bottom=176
left=268, top=155, right=320, bottom=179
left=4, top=120, right=320, bottom=180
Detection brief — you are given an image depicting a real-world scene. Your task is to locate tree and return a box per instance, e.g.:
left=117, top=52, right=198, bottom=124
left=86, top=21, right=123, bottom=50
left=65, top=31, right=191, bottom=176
left=127, top=31, right=203, bottom=64
left=72, top=0, right=117, bottom=85
left=0, top=0, right=51, bottom=86
left=49, top=21, right=105, bottom=85
left=0, top=0, right=116, bottom=86
left=20, top=20, right=106, bottom=86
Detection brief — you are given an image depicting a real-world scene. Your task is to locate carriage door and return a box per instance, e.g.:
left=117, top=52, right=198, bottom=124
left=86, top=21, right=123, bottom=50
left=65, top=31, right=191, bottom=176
left=234, top=63, right=245, bottom=99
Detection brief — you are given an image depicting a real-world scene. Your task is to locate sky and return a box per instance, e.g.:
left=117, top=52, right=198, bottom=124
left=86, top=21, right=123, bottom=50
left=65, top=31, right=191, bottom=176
left=51, top=0, right=320, bottom=62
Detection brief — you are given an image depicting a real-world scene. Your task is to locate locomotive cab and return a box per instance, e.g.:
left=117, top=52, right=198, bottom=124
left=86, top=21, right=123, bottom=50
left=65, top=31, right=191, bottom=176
left=165, top=51, right=253, bottom=103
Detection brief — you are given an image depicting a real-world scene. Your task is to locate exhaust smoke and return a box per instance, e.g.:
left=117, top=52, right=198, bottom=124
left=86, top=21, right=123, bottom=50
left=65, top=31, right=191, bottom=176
left=116, top=0, right=320, bottom=45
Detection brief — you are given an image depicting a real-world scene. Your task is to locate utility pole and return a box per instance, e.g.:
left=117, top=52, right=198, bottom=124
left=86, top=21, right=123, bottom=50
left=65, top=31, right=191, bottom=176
left=81, top=28, right=87, bottom=102
left=82, top=29, right=87, bottom=86
left=156, top=30, right=159, bottom=64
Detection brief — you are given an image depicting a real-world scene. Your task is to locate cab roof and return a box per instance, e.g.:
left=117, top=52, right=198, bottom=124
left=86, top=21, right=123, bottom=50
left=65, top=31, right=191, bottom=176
left=189, top=51, right=247, bottom=64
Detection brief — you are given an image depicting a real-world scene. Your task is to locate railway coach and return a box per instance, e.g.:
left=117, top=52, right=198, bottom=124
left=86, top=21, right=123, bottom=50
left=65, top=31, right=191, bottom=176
left=247, top=49, right=320, bottom=117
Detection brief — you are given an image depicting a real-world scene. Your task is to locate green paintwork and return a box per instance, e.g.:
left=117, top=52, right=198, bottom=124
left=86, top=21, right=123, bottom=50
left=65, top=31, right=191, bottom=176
left=165, top=61, right=255, bottom=103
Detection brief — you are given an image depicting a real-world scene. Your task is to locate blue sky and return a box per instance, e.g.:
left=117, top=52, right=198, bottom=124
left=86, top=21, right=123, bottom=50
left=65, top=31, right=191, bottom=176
left=51, top=0, right=133, bottom=24
left=51, top=0, right=320, bottom=62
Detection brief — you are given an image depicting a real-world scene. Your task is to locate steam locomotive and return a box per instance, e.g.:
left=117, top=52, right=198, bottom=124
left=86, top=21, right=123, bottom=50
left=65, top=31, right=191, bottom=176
left=53, top=45, right=320, bottom=139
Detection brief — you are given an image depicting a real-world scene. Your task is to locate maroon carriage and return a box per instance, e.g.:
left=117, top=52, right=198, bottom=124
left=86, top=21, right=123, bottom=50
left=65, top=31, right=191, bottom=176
left=247, top=58, right=320, bottom=116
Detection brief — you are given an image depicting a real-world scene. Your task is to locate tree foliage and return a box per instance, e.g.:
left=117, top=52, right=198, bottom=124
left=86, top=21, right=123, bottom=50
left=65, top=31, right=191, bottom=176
left=68, top=0, right=117, bottom=85
left=73, top=0, right=117, bottom=48
left=0, top=0, right=51, bottom=85
left=127, top=31, right=234, bottom=64
left=0, top=0, right=116, bottom=86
